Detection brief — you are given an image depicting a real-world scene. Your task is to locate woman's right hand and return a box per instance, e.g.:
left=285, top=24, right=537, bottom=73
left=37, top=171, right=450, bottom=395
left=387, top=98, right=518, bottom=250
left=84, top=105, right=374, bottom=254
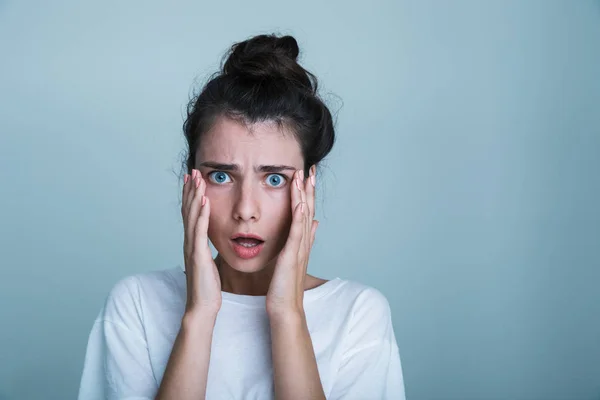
left=181, top=169, right=222, bottom=316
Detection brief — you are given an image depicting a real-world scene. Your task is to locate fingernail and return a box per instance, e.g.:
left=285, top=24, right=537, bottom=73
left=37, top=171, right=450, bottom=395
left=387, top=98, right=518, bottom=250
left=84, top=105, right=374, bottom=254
left=184, top=174, right=189, bottom=184
left=202, top=195, right=206, bottom=206
left=196, top=177, right=200, bottom=188
left=310, top=175, right=315, bottom=187
left=299, top=170, right=304, bottom=181
left=296, top=178, right=301, bottom=191
left=192, top=169, right=197, bottom=179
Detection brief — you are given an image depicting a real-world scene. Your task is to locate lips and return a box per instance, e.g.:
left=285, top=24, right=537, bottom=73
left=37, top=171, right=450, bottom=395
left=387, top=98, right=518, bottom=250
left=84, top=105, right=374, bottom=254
left=233, top=238, right=263, bottom=246
left=231, top=233, right=264, bottom=241
left=229, top=233, right=265, bottom=259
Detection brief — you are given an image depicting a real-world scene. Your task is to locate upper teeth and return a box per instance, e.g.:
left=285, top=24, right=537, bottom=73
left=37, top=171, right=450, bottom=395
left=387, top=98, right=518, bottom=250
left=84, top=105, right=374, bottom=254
left=240, top=242, right=258, bottom=248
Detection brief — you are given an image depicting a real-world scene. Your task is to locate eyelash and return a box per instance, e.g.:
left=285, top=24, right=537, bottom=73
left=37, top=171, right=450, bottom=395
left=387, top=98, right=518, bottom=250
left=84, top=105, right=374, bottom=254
left=207, top=171, right=288, bottom=187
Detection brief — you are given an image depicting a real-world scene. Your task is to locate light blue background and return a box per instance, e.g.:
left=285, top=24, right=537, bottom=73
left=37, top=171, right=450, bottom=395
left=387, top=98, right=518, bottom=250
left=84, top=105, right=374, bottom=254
left=1, top=1, right=599, bottom=399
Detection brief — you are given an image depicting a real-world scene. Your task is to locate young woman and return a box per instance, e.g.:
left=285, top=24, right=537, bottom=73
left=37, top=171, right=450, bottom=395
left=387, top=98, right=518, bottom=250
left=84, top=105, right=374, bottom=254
left=78, top=34, right=406, bottom=400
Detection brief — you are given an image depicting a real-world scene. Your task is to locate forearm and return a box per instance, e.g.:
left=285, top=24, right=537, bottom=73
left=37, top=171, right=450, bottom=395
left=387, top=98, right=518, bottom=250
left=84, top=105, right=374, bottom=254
left=269, top=311, right=326, bottom=400
left=155, top=311, right=217, bottom=400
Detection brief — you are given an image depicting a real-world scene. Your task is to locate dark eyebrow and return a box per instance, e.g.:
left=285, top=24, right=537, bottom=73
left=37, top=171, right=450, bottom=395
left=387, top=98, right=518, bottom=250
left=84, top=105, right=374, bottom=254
left=259, top=164, right=297, bottom=174
left=198, top=162, right=297, bottom=174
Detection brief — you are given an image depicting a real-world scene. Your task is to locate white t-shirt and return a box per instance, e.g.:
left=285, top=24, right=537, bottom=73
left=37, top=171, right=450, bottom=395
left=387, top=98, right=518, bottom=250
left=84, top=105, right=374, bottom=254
left=77, top=266, right=406, bottom=399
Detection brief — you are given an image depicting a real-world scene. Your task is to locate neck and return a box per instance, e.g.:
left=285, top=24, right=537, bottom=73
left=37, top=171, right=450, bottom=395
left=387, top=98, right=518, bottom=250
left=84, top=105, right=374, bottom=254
left=215, top=254, right=275, bottom=296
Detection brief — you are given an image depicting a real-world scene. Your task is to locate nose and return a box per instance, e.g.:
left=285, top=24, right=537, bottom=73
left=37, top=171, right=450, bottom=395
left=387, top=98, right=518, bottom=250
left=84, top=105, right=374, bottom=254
left=232, top=180, right=260, bottom=222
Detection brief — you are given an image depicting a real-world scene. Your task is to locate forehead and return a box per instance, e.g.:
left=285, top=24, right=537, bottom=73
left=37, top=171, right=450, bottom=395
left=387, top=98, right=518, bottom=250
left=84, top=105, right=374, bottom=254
left=196, top=116, right=304, bottom=167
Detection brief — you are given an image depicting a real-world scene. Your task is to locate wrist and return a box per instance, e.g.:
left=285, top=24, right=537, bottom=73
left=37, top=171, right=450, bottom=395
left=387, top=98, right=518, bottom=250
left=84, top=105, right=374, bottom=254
left=268, top=306, right=306, bottom=327
left=182, top=308, right=219, bottom=330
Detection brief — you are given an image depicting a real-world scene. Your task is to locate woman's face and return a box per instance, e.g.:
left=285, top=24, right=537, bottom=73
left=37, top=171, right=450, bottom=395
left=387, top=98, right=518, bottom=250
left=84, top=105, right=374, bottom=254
left=195, top=115, right=305, bottom=273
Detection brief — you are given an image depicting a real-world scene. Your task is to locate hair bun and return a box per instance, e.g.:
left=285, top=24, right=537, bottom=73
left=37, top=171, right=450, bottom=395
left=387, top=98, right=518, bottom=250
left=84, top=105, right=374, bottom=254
left=275, top=36, right=300, bottom=60
left=222, top=34, right=314, bottom=92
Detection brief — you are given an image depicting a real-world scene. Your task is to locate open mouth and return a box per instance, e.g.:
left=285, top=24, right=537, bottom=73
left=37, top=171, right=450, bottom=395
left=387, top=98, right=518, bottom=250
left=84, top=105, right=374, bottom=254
left=230, top=234, right=265, bottom=259
left=232, top=238, right=264, bottom=248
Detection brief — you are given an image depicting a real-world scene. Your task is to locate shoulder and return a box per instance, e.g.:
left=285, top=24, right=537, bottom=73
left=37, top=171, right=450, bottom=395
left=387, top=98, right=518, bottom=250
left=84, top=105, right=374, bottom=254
left=97, top=267, right=182, bottom=324
left=329, top=278, right=392, bottom=317
left=314, top=278, right=395, bottom=336
left=339, top=280, right=393, bottom=325
left=316, top=278, right=398, bottom=355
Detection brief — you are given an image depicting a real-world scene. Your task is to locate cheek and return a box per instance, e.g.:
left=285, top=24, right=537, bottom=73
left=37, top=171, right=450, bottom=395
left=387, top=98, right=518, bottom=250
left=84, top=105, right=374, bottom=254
left=207, top=213, right=219, bottom=239
left=205, top=189, right=227, bottom=240
left=267, top=196, right=293, bottom=243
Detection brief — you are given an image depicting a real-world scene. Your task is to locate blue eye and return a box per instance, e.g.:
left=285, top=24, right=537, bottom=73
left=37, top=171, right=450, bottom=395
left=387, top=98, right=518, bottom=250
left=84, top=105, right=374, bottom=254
left=266, top=174, right=285, bottom=187
left=208, top=171, right=231, bottom=185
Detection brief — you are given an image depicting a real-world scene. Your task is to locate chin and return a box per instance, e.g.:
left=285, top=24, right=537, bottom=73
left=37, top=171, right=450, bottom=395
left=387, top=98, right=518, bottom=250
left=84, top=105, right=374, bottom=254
left=217, top=248, right=271, bottom=274
left=229, top=259, right=265, bottom=273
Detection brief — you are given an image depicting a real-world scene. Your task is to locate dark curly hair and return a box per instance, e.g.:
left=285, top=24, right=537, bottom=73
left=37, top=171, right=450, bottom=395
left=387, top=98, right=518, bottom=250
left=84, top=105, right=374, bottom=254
left=180, top=33, right=336, bottom=182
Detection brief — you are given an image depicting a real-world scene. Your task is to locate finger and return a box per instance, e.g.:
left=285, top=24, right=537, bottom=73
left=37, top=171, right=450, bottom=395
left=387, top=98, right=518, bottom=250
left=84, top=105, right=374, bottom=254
left=298, top=169, right=307, bottom=208
left=291, top=169, right=303, bottom=213
left=183, top=169, right=196, bottom=224
left=181, top=171, right=192, bottom=218
left=280, top=200, right=305, bottom=266
left=185, top=172, right=206, bottom=255
left=185, top=194, right=210, bottom=277
left=303, top=167, right=316, bottom=255
left=182, top=171, right=196, bottom=254
left=305, top=165, right=316, bottom=222
left=182, top=173, right=191, bottom=244
left=185, top=169, right=199, bottom=212
left=296, top=169, right=307, bottom=223
left=296, top=170, right=309, bottom=254
left=194, top=194, right=211, bottom=253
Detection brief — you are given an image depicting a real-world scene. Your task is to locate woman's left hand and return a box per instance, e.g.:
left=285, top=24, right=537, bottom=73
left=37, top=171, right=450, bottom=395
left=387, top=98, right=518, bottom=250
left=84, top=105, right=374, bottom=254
left=266, top=165, right=318, bottom=318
